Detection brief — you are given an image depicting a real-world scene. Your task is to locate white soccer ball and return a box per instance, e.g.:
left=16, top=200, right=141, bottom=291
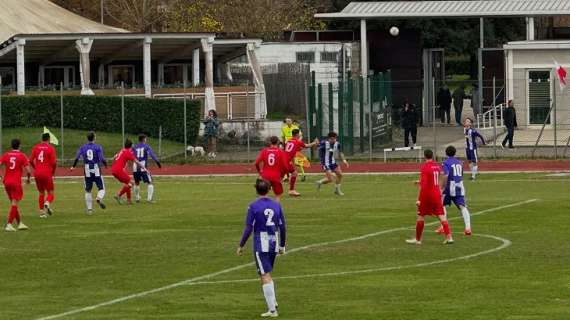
left=390, top=26, right=399, bottom=37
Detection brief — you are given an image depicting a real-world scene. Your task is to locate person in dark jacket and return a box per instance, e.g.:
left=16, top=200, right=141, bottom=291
left=401, top=101, right=419, bottom=147
left=437, top=85, right=452, bottom=124
left=203, top=109, right=220, bottom=158
left=501, top=100, right=517, bottom=149
left=453, top=85, right=466, bottom=126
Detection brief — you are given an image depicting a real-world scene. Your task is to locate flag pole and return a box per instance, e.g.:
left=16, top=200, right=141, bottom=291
left=554, top=71, right=558, bottom=160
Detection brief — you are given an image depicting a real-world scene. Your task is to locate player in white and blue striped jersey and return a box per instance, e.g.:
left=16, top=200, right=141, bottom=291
left=132, top=134, right=161, bottom=203
left=464, top=118, right=485, bottom=180
left=316, top=132, right=349, bottom=196
left=71, top=132, right=107, bottom=214
left=238, top=179, right=286, bottom=318
left=440, top=145, right=472, bottom=236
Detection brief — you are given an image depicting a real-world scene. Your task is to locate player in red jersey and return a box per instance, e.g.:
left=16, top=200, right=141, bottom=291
left=406, top=149, right=454, bottom=245
left=29, top=133, right=57, bottom=218
left=112, top=139, right=145, bottom=205
left=255, top=136, right=288, bottom=202
left=283, top=129, right=318, bottom=197
left=2, top=139, right=32, bottom=232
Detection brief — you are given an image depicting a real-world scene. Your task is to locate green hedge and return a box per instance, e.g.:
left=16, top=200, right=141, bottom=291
left=1, top=96, right=202, bottom=144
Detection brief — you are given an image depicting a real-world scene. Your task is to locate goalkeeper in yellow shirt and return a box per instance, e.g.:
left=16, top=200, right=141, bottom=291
left=281, top=118, right=310, bottom=182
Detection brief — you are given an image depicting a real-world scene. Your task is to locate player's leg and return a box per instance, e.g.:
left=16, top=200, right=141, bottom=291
left=406, top=214, right=425, bottom=245
left=115, top=171, right=133, bottom=204
left=145, top=173, right=155, bottom=202
left=6, top=185, right=27, bottom=230
left=95, top=177, right=106, bottom=210
left=84, top=178, right=95, bottom=214
left=44, top=176, right=55, bottom=216
left=271, top=181, right=284, bottom=203
left=436, top=194, right=451, bottom=234
left=436, top=201, right=454, bottom=244
left=133, top=172, right=142, bottom=203
left=468, top=151, right=478, bottom=180
left=288, top=165, right=300, bottom=196
left=333, top=166, right=344, bottom=196
left=13, top=198, right=28, bottom=230
left=255, top=252, right=278, bottom=317
left=453, top=197, right=471, bottom=235
left=316, top=168, right=334, bottom=191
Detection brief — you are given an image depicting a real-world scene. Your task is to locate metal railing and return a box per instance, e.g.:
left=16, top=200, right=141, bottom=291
left=477, top=103, right=505, bottom=129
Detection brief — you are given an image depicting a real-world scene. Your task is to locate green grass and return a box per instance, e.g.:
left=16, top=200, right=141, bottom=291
left=0, top=127, right=185, bottom=163
left=0, top=173, right=569, bottom=319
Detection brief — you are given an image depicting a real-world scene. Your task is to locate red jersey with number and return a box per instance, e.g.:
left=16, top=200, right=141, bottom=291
left=30, top=142, right=57, bottom=175
left=1, top=150, right=29, bottom=185
left=255, top=146, right=287, bottom=181
left=284, top=138, right=307, bottom=162
left=112, top=148, right=136, bottom=172
left=419, top=160, right=442, bottom=199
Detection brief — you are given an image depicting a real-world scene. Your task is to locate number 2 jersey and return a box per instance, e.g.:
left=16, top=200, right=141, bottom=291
left=29, top=142, right=57, bottom=176
left=239, top=197, right=286, bottom=253
left=73, top=142, right=107, bottom=178
left=419, top=160, right=442, bottom=200
left=132, top=143, right=159, bottom=172
left=442, top=156, right=465, bottom=198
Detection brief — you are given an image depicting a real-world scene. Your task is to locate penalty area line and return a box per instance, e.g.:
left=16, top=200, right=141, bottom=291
left=34, top=199, right=537, bottom=320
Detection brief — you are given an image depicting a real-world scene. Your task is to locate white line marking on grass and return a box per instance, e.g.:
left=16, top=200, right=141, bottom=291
left=35, top=199, right=537, bottom=320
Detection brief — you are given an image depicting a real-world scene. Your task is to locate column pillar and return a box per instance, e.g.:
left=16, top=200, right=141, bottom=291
left=247, top=42, right=267, bottom=119
left=158, top=63, right=165, bottom=87
left=143, top=36, right=152, bottom=98
left=202, top=37, right=215, bottom=113
left=75, top=37, right=94, bottom=95
left=192, top=48, right=200, bottom=87
left=16, top=39, right=26, bottom=96
left=526, top=17, right=535, bottom=40
left=360, top=19, right=368, bottom=78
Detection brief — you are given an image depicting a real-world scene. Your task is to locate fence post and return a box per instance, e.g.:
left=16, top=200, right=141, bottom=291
left=158, top=126, right=162, bottom=159
left=347, top=78, right=354, bottom=155
left=183, top=81, right=188, bottom=160
left=338, top=79, right=344, bottom=147
left=359, top=76, right=364, bottom=153
left=328, top=82, right=334, bottom=133
left=308, top=83, right=316, bottom=140
left=121, top=81, right=125, bottom=143
left=492, top=77, right=497, bottom=159
left=60, top=82, right=64, bottom=163
left=317, top=83, right=323, bottom=139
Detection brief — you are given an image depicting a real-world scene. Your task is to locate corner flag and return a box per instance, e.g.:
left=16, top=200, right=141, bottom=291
left=43, top=127, right=59, bottom=146
left=554, top=60, right=567, bottom=91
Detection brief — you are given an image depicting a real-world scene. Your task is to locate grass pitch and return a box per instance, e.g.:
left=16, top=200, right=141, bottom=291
left=0, top=173, right=568, bottom=319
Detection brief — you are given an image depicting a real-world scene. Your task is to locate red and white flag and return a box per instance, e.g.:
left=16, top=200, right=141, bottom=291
left=554, top=60, right=567, bottom=91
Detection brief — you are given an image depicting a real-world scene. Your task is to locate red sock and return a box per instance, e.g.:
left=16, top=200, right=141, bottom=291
left=118, top=186, right=128, bottom=197
left=415, top=220, right=425, bottom=241
left=289, top=175, right=297, bottom=191
left=39, top=194, right=45, bottom=210
left=441, top=221, right=451, bottom=237
left=8, top=205, right=20, bottom=224
left=47, top=194, right=54, bottom=204
left=126, top=186, right=132, bottom=200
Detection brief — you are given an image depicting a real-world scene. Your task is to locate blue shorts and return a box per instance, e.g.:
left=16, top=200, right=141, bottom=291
left=254, top=251, right=276, bottom=275
left=443, top=194, right=466, bottom=208
left=466, top=149, right=478, bottom=163
left=84, top=176, right=104, bottom=192
left=322, top=163, right=338, bottom=172
left=134, top=171, right=152, bottom=184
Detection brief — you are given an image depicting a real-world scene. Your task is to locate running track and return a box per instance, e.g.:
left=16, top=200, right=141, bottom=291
left=56, top=160, right=570, bottom=177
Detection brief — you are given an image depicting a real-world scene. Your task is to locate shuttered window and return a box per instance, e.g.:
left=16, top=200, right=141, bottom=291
left=528, top=71, right=551, bottom=125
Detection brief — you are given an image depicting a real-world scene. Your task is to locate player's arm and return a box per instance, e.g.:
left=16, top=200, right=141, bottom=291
left=147, top=146, right=162, bottom=168
left=237, top=208, right=255, bottom=256
left=99, top=148, right=108, bottom=168
left=304, top=138, right=319, bottom=148
left=278, top=207, right=287, bottom=255
left=24, top=158, right=32, bottom=184
left=339, top=152, right=349, bottom=168
left=440, top=173, right=448, bottom=194
left=28, top=148, right=36, bottom=170
left=254, top=152, right=263, bottom=174
left=476, top=131, right=486, bottom=145
left=71, top=148, right=82, bottom=170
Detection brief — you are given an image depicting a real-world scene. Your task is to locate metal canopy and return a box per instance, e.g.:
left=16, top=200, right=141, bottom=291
left=315, top=0, right=570, bottom=19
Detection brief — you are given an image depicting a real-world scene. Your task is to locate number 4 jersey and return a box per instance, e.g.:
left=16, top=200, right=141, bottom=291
left=30, top=142, right=57, bottom=176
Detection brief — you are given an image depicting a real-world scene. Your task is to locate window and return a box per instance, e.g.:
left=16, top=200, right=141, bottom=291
left=0, top=67, right=15, bottom=88
left=320, top=52, right=338, bottom=63
left=296, top=52, right=315, bottom=63
left=528, top=70, right=551, bottom=125
left=163, top=64, right=188, bottom=85
left=43, top=66, right=75, bottom=88
left=109, top=65, right=135, bottom=87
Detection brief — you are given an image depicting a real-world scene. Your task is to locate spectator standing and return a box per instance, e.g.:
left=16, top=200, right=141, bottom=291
left=204, top=109, right=220, bottom=159
left=453, top=85, right=466, bottom=126
left=437, top=84, right=452, bottom=125
left=471, top=84, right=482, bottom=117
left=401, top=101, right=419, bottom=147
left=501, top=100, right=517, bottom=149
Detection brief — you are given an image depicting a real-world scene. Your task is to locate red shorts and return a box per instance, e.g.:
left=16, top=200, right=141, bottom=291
left=418, top=193, right=444, bottom=216
left=4, top=183, right=23, bottom=201
left=269, top=180, right=284, bottom=196
left=112, top=170, right=131, bottom=184
left=34, top=173, right=54, bottom=193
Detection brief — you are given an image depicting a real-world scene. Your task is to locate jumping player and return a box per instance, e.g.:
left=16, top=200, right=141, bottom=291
left=2, top=139, right=32, bottom=232
left=132, top=134, right=161, bottom=203
left=464, top=118, right=485, bottom=180
left=29, top=133, right=57, bottom=218
left=237, top=179, right=286, bottom=318
left=316, top=132, right=349, bottom=196
left=438, top=145, right=472, bottom=235
left=283, top=129, right=318, bottom=197
left=406, top=149, right=454, bottom=245
left=71, top=132, right=107, bottom=214
left=112, top=139, right=145, bottom=205
left=255, top=136, right=288, bottom=202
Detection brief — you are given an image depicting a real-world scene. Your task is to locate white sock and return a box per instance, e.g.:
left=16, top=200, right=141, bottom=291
left=85, top=193, right=93, bottom=210
left=262, top=281, right=276, bottom=312
left=461, top=206, right=471, bottom=230
left=335, top=184, right=341, bottom=190
left=134, top=185, right=140, bottom=200
left=96, top=189, right=106, bottom=201
left=473, top=165, right=478, bottom=178
left=147, top=184, right=154, bottom=201
left=443, top=206, right=448, bottom=220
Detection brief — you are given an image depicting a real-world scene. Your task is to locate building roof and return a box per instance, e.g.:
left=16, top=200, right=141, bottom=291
left=315, top=0, right=570, bottom=19
left=504, top=40, right=570, bottom=50
left=0, top=0, right=127, bottom=43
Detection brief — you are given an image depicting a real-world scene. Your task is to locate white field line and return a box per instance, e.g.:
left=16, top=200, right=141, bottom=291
left=35, top=199, right=537, bottom=320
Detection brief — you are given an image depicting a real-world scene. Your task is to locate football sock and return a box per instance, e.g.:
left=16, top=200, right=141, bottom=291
left=118, top=185, right=129, bottom=197
left=262, top=281, right=277, bottom=312
left=46, top=194, right=54, bottom=205
left=473, top=165, right=478, bottom=178
left=461, top=206, right=471, bottom=230
left=147, top=184, right=154, bottom=201
left=289, top=175, right=297, bottom=191
left=441, top=221, right=452, bottom=237
left=126, top=187, right=132, bottom=201
left=443, top=206, right=448, bottom=220
left=318, top=178, right=329, bottom=185
left=85, top=193, right=93, bottom=210
left=335, top=184, right=341, bottom=191
left=10, top=206, right=20, bottom=224
left=39, top=194, right=45, bottom=210
left=134, top=185, right=140, bottom=200
left=7, top=205, right=16, bottom=224
left=415, top=220, right=425, bottom=241
left=96, top=189, right=105, bottom=201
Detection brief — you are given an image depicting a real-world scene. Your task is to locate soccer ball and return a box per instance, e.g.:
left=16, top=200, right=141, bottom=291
left=390, top=26, right=399, bottom=37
